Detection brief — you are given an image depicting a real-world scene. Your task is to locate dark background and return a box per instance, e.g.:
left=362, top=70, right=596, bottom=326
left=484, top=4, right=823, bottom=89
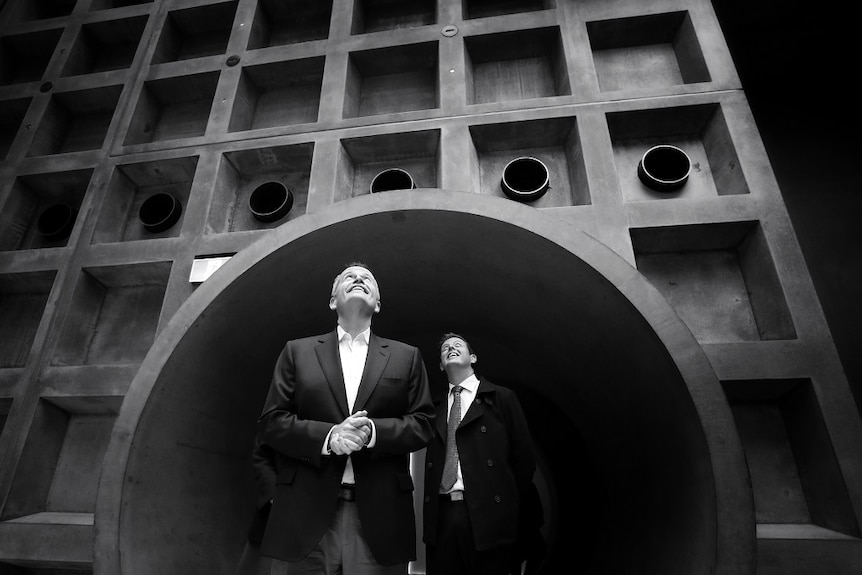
left=711, top=1, right=862, bottom=416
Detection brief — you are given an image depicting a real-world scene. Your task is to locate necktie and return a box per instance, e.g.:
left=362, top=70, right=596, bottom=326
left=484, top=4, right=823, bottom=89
left=441, top=385, right=464, bottom=491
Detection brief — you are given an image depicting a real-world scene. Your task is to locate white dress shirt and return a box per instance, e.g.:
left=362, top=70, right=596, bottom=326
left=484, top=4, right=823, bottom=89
left=328, top=325, right=371, bottom=485
left=443, top=373, right=480, bottom=493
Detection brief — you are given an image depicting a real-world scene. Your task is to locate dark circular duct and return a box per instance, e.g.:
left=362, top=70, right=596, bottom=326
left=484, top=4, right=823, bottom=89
left=139, top=193, right=182, bottom=233
left=501, top=157, right=550, bottom=202
left=637, top=145, right=692, bottom=192
left=249, top=181, right=293, bottom=223
left=370, top=168, right=416, bottom=193
left=36, top=203, right=77, bottom=242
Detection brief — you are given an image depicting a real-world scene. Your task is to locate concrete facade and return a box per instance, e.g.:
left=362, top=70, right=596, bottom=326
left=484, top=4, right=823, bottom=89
left=0, top=0, right=859, bottom=573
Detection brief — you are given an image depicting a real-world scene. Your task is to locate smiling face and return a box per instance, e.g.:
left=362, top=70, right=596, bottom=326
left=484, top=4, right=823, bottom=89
left=329, top=265, right=381, bottom=315
left=439, top=335, right=477, bottom=373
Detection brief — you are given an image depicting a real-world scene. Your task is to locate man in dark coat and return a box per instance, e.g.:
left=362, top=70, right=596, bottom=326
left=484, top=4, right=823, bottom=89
left=423, top=333, right=545, bottom=575
left=258, top=262, right=435, bottom=574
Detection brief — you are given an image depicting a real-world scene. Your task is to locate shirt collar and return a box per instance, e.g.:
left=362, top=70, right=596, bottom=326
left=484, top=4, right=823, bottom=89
left=337, top=325, right=370, bottom=345
left=449, top=373, right=479, bottom=394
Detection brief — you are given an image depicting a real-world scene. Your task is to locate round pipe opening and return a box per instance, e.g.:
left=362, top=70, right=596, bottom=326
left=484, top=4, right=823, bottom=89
left=501, top=156, right=550, bottom=202
left=249, top=181, right=293, bottom=223
left=36, top=203, right=77, bottom=242
left=139, top=193, right=182, bottom=233
left=637, top=145, right=692, bottom=192
left=370, top=168, right=416, bottom=193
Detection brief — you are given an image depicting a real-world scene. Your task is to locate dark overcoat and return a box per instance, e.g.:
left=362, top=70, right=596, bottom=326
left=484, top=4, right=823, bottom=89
left=422, top=377, right=539, bottom=556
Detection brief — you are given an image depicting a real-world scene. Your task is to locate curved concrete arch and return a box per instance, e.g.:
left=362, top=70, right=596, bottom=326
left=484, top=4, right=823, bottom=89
left=95, top=190, right=754, bottom=575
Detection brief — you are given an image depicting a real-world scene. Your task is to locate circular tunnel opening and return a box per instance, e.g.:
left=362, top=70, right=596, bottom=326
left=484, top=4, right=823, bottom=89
left=97, top=194, right=751, bottom=575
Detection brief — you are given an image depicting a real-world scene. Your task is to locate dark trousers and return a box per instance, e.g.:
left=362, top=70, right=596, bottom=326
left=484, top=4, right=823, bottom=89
left=280, top=498, right=407, bottom=575
left=426, top=497, right=514, bottom=575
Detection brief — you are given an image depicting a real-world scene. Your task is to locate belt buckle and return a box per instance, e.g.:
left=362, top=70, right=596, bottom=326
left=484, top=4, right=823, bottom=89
left=449, top=490, right=464, bottom=501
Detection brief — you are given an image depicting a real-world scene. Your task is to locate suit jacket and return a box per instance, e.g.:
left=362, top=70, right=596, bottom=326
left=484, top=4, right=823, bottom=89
left=257, top=329, right=434, bottom=565
left=423, top=377, right=540, bottom=557
left=248, top=436, right=276, bottom=545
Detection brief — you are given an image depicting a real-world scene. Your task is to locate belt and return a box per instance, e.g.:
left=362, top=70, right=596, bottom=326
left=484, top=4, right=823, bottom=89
left=338, top=484, right=356, bottom=501
left=440, top=490, right=464, bottom=501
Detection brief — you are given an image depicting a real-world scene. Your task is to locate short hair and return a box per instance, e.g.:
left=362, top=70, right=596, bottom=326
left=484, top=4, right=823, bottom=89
left=438, top=332, right=474, bottom=355
left=331, top=261, right=376, bottom=298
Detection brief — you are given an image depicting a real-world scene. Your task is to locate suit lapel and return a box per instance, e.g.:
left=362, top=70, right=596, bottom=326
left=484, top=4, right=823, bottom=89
left=315, top=330, right=349, bottom=419
left=353, top=333, right=390, bottom=412
left=434, top=395, right=448, bottom=441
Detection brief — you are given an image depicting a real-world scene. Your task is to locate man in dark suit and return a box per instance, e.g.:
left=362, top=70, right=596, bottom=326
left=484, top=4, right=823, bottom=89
left=423, top=333, right=545, bottom=575
left=258, top=262, right=435, bottom=574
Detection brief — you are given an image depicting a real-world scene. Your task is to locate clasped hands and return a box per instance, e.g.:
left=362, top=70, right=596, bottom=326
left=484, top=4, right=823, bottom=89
left=329, top=410, right=372, bottom=456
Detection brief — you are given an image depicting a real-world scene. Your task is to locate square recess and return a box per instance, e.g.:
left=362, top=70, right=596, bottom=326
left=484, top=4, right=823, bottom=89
left=464, top=0, right=554, bottom=20
left=209, top=143, right=313, bottom=233
left=631, top=221, right=796, bottom=343
left=469, top=117, right=588, bottom=207
left=8, top=0, right=76, bottom=22
left=61, top=15, right=148, bottom=77
left=344, top=42, right=439, bottom=118
left=351, top=0, right=436, bottom=35
left=229, top=57, right=324, bottom=132
left=1, top=398, right=119, bottom=520
left=0, top=28, right=63, bottom=85
left=90, top=0, right=154, bottom=11
left=336, top=130, right=440, bottom=199
left=28, top=85, right=123, bottom=156
left=0, top=271, right=56, bottom=368
left=587, top=11, right=710, bottom=92
left=0, top=169, right=93, bottom=251
left=723, top=379, right=859, bottom=537
left=464, top=27, right=570, bottom=105
left=51, top=262, right=171, bottom=367
left=0, top=97, right=31, bottom=160
left=608, top=103, right=748, bottom=201
left=93, top=156, right=197, bottom=243
left=124, top=71, right=219, bottom=145
left=248, top=0, right=332, bottom=48
left=151, top=0, right=237, bottom=64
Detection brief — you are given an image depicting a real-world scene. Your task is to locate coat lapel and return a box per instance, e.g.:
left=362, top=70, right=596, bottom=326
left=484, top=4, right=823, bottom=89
left=353, top=333, right=389, bottom=412
left=459, top=377, right=495, bottom=428
left=315, top=330, right=349, bottom=419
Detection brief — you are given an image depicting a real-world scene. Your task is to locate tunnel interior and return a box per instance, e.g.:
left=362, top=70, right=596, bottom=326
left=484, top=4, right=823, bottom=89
left=110, top=207, right=724, bottom=574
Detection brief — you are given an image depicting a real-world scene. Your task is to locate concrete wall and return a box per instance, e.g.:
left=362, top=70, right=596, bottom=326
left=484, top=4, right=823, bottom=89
left=0, top=0, right=860, bottom=573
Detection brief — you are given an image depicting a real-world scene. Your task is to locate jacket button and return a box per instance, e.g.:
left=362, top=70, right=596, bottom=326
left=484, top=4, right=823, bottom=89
left=424, top=495, right=431, bottom=503
left=480, top=425, right=487, bottom=433
left=494, top=495, right=502, bottom=503
left=427, top=462, right=433, bottom=469
left=475, top=398, right=482, bottom=405
left=487, top=459, right=494, bottom=467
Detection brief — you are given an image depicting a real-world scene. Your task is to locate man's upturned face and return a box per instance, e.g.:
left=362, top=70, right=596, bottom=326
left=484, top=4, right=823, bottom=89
left=329, top=266, right=381, bottom=314
left=439, top=336, right=476, bottom=371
